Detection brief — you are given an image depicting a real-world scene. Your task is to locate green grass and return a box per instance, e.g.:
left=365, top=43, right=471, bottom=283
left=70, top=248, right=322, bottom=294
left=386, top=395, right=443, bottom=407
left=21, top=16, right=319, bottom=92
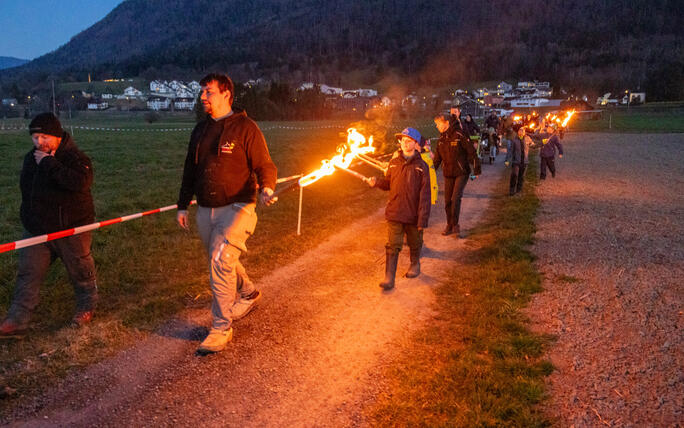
left=368, top=155, right=554, bottom=427
left=571, top=107, right=684, bottom=133
left=0, top=117, right=395, bottom=405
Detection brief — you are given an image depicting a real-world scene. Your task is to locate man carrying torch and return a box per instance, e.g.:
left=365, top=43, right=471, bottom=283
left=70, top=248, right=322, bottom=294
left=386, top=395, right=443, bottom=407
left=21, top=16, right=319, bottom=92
left=177, top=73, right=277, bottom=354
left=366, top=128, right=431, bottom=290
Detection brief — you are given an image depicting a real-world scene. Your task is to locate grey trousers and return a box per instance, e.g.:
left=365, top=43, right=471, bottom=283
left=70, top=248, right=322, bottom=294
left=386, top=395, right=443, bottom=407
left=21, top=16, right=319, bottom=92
left=196, top=203, right=258, bottom=331
left=8, top=231, right=98, bottom=327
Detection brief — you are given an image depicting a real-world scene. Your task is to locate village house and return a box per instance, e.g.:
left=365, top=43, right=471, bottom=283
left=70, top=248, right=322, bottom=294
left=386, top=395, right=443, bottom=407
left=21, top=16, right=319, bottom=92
left=147, top=96, right=171, bottom=111
left=87, top=99, right=109, bottom=110
left=173, top=97, right=196, bottom=111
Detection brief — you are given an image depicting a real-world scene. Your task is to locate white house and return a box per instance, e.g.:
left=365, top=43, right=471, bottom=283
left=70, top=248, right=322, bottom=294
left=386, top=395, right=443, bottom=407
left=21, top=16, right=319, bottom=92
left=188, top=81, right=201, bottom=93
left=320, top=84, right=344, bottom=95
left=174, top=97, right=196, bottom=110
left=298, top=82, right=315, bottom=91
left=510, top=98, right=549, bottom=108
left=356, top=88, right=378, bottom=97
left=497, top=81, right=513, bottom=92
left=101, top=93, right=113, bottom=99
left=123, top=86, right=143, bottom=97
left=87, top=100, right=108, bottom=110
left=147, top=96, right=170, bottom=111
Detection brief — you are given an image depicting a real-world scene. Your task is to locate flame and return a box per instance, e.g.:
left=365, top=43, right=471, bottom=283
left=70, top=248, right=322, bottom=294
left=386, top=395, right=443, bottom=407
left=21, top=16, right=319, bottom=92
left=513, top=115, right=522, bottom=122
left=298, top=128, right=375, bottom=187
left=561, top=110, right=575, bottom=127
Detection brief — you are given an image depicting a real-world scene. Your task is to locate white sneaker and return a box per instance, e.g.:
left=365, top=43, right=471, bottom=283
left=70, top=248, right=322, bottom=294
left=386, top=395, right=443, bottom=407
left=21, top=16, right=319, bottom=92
left=232, top=290, right=262, bottom=321
left=197, top=328, right=233, bottom=354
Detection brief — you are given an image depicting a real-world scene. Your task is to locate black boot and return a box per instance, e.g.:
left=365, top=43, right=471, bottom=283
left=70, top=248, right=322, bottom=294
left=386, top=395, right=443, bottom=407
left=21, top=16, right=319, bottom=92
left=380, top=250, right=399, bottom=290
left=405, top=249, right=421, bottom=278
left=442, top=224, right=454, bottom=236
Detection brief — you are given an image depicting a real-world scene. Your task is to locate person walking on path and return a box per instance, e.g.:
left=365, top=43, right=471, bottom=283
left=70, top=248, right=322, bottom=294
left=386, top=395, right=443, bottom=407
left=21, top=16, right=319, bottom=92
left=432, top=114, right=477, bottom=237
left=1, top=113, right=98, bottom=337
left=366, top=128, right=431, bottom=291
left=176, top=73, right=278, bottom=354
left=533, top=125, right=564, bottom=180
left=505, top=125, right=534, bottom=195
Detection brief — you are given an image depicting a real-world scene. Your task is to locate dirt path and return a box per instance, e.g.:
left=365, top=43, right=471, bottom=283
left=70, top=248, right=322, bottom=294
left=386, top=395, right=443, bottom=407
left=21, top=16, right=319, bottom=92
left=4, top=158, right=504, bottom=427
left=528, top=133, right=684, bottom=427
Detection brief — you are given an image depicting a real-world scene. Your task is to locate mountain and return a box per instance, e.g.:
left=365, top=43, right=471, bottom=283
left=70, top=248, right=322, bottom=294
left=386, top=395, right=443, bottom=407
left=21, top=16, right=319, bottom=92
left=2, top=0, right=683, bottom=100
left=0, top=56, right=28, bottom=70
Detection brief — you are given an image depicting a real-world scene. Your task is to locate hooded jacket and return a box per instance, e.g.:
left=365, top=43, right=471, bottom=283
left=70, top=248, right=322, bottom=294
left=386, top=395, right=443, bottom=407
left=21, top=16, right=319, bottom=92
left=177, top=108, right=277, bottom=210
left=375, top=151, right=431, bottom=228
left=534, top=132, right=564, bottom=158
left=20, top=132, right=95, bottom=235
left=433, top=124, right=477, bottom=178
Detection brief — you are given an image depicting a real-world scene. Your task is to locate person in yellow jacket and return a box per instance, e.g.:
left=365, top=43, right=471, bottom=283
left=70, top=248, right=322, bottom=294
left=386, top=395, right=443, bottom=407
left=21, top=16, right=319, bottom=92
left=419, top=136, right=438, bottom=205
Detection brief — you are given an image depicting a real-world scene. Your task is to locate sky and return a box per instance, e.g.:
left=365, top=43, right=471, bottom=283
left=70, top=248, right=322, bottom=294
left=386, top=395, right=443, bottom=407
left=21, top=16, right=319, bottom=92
left=0, top=0, right=125, bottom=60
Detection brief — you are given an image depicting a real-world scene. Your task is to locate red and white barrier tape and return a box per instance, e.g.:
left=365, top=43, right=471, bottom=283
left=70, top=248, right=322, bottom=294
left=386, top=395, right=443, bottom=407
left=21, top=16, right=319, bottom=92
left=0, top=201, right=197, bottom=254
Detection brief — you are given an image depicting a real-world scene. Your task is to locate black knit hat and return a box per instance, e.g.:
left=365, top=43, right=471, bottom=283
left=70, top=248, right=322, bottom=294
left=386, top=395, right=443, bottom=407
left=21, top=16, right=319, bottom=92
left=29, top=113, right=63, bottom=138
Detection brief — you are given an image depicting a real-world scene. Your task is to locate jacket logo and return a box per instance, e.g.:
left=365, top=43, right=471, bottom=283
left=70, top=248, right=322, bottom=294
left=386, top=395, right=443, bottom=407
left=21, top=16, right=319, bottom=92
left=220, top=140, right=236, bottom=154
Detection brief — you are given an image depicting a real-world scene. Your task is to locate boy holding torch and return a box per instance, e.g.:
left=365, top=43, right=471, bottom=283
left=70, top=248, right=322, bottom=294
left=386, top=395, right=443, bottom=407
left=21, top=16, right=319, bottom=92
left=366, top=128, right=431, bottom=290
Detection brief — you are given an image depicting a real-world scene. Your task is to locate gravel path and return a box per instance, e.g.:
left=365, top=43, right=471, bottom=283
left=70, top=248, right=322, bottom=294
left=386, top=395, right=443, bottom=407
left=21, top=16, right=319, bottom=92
left=528, top=132, right=684, bottom=427
left=3, top=158, right=503, bottom=427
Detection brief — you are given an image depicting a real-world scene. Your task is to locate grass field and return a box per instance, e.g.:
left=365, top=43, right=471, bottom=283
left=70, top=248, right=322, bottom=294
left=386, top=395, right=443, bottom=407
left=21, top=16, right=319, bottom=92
left=570, top=105, right=684, bottom=133
left=1, top=115, right=423, bottom=402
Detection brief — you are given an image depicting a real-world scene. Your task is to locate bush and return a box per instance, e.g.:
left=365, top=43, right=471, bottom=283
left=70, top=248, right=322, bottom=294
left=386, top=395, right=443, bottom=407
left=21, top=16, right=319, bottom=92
left=144, top=111, right=160, bottom=123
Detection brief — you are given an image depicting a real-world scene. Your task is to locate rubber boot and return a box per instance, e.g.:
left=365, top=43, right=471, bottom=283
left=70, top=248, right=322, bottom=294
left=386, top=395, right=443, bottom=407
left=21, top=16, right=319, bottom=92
left=379, top=250, right=399, bottom=290
left=405, top=249, right=421, bottom=278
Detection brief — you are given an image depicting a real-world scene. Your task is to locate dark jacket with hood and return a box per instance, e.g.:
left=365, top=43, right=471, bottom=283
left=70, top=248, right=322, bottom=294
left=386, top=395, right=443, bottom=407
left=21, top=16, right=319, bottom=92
left=375, top=151, right=431, bottom=228
left=534, top=132, right=564, bottom=158
left=178, top=108, right=277, bottom=210
left=20, top=132, right=95, bottom=235
left=433, top=124, right=477, bottom=178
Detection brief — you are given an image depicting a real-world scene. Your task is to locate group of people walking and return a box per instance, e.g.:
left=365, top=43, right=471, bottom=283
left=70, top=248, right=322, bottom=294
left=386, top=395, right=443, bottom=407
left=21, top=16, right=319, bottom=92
left=0, top=74, right=564, bottom=355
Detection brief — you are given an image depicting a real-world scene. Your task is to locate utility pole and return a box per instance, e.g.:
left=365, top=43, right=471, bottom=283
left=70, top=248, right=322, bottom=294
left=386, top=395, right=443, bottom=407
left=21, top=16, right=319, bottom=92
left=52, top=79, right=56, bottom=115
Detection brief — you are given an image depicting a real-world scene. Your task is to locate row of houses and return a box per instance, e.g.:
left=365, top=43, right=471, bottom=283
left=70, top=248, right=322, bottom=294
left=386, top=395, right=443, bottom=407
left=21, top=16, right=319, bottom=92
left=472, top=80, right=558, bottom=108
left=87, top=80, right=203, bottom=111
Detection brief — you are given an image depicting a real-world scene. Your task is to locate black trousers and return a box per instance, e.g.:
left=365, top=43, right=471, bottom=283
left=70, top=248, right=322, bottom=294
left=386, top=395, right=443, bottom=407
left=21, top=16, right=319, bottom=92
left=540, top=156, right=556, bottom=179
left=444, top=174, right=469, bottom=227
left=509, top=163, right=526, bottom=194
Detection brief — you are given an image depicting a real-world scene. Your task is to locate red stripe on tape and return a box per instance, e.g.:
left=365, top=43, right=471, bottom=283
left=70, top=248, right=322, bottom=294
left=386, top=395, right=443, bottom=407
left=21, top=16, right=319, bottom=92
left=47, top=229, right=76, bottom=240
left=141, top=208, right=161, bottom=216
left=99, top=218, right=123, bottom=227
left=0, top=242, right=17, bottom=253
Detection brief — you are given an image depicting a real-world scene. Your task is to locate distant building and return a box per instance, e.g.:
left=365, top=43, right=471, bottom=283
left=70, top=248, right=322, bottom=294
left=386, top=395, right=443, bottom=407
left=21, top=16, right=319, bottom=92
left=147, top=96, right=171, bottom=111
left=1, top=98, right=18, bottom=107
left=123, top=86, right=143, bottom=97
left=173, top=97, right=196, bottom=110
left=87, top=99, right=109, bottom=110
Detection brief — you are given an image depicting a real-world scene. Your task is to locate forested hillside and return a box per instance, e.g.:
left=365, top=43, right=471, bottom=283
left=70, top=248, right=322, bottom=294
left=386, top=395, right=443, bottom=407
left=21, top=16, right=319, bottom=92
left=2, top=0, right=683, bottom=99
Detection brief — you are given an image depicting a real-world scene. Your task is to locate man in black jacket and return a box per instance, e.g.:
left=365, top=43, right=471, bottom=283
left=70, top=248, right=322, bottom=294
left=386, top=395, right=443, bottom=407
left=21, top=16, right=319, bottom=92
left=0, top=113, right=97, bottom=337
left=367, top=127, right=431, bottom=290
left=433, top=113, right=477, bottom=237
left=176, top=73, right=278, bottom=354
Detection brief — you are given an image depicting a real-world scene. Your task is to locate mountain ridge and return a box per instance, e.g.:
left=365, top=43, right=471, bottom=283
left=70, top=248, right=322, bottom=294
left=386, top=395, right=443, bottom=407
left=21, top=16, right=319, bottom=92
left=2, top=0, right=683, bottom=100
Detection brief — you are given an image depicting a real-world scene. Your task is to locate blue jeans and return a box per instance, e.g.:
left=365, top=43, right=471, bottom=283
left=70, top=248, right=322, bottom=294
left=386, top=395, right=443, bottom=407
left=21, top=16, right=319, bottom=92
left=196, top=203, right=258, bottom=331
left=8, top=232, right=97, bottom=327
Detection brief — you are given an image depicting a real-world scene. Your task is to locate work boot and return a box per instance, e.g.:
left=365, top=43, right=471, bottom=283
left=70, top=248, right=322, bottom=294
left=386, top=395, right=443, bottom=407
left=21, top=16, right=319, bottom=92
left=0, top=318, right=26, bottom=338
left=379, top=250, right=399, bottom=290
left=405, top=249, right=421, bottom=278
left=232, top=290, right=262, bottom=321
left=442, top=224, right=454, bottom=236
left=197, top=328, right=233, bottom=354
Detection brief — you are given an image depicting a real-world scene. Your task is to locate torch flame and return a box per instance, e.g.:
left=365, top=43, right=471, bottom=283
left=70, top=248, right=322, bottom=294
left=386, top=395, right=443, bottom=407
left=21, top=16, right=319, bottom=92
left=298, top=128, right=375, bottom=187
left=561, top=110, right=575, bottom=127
